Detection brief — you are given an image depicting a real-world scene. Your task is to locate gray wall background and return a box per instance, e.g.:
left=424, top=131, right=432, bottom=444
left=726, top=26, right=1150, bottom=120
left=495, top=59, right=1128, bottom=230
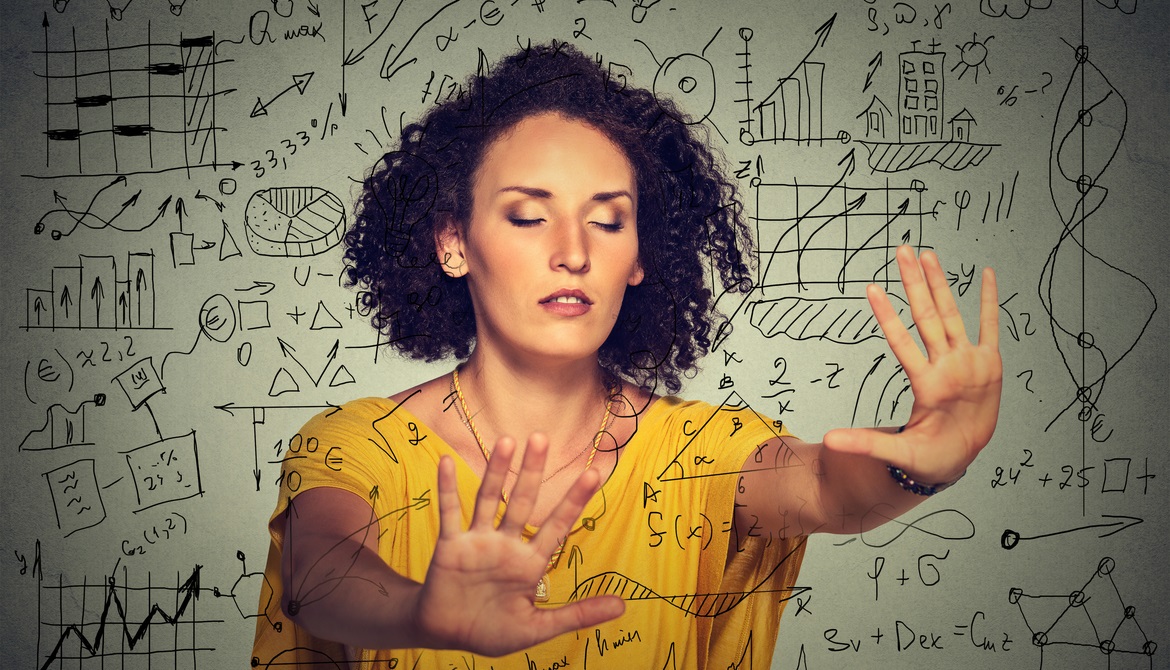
left=2, top=1, right=1167, bottom=668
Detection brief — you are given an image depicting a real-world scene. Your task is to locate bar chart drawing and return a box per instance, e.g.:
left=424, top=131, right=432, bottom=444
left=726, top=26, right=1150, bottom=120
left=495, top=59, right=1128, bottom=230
left=24, top=251, right=165, bottom=331
left=753, top=61, right=827, bottom=146
left=32, top=19, right=234, bottom=179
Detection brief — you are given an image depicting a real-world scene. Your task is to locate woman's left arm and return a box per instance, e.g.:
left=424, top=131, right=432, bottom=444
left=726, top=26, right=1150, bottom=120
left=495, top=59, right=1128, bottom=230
left=736, top=245, right=1002, bottom=535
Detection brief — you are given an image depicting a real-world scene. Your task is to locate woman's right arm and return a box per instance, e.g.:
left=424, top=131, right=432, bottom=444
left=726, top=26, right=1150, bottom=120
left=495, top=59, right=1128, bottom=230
left=280, top=485, right=428, bottom=649
left=280, top=434, right=624, bottom=657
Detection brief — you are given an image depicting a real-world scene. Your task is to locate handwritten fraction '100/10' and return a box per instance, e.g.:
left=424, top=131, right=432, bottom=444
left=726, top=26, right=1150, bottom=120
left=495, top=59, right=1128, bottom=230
left=990, top=450, right=1155, bottom=494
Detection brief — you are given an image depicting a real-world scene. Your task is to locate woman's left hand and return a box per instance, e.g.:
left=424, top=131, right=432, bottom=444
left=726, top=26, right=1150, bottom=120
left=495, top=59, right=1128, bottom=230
left=822, top=245, right=1002, bottom=485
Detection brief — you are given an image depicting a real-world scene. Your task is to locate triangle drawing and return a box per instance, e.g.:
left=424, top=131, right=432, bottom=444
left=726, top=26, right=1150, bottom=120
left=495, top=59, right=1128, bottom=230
left=310, top=301, right=342, bottom=330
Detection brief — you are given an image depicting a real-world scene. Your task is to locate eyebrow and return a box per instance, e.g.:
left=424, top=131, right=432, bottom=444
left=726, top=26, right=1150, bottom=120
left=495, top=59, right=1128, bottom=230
left=499, top=186, right=633, bottom=202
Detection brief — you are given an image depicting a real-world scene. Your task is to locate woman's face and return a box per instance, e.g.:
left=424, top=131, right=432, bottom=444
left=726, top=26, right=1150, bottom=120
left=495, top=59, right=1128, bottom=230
left=439, top=112, right=644, bottom=367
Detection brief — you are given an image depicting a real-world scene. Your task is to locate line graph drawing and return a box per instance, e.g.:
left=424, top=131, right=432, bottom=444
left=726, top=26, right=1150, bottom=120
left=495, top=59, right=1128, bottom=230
left=30, top=18, right=236, bottom=180
left=36, top=564, right=220, bottom=670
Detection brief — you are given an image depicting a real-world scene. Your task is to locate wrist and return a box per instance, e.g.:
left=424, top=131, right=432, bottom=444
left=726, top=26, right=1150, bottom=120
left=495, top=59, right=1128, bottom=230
left=887, top=463, right=965, bottom=496
left=886, top=424, right=967, bottom=496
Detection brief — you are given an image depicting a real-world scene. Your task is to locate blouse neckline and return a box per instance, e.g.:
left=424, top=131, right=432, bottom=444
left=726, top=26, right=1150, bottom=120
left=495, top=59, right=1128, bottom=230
left=384, top=395, right=674, bottom=537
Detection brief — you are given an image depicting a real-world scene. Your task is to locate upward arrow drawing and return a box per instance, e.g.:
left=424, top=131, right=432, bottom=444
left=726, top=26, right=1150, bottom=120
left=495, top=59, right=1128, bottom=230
left=251, top=73, right=314, bottom=118
left=756, top=13, right=836, bottom=110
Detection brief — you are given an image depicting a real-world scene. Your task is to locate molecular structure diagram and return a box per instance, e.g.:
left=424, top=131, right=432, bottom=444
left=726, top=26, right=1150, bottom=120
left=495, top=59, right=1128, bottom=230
left=1009, top=557, right=1157, bottom=668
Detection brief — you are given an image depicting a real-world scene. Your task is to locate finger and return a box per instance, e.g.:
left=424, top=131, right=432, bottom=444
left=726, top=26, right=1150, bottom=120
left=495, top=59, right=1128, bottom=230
left=920, top=250, right=969, bottom=346
left=537, top=595, right=625, bottom=640
left=897, top=245, right=948, bottom=359
left=867, top=283, right=927, bottom=377
left=470, top=436, right=513, bottom=531
left=436, top=456, right=465, bottom=540
left=498, top=433, right=549, bottom=536
left=979, top=266, right=999, bottom=349
left=531, top=468, right=600, bottom=557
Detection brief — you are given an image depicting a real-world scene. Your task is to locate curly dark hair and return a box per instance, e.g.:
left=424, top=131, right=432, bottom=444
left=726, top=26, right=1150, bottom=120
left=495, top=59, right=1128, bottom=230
left=343, top=42, right=753, bottom=394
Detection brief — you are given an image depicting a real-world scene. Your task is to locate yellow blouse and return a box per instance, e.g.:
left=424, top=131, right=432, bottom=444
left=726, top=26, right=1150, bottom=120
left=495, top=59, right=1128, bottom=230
left=251, top=395, right=806, bottom=669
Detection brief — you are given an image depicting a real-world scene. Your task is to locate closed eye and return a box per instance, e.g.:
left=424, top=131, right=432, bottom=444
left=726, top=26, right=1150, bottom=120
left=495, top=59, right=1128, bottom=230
left=591, top=220, right=624, bottom=232
left=508, top=217, right=545, bottom=227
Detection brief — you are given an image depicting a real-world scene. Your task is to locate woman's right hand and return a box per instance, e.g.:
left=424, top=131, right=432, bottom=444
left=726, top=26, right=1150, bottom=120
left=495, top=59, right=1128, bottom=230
left=412, top=434, right=625, bottom=657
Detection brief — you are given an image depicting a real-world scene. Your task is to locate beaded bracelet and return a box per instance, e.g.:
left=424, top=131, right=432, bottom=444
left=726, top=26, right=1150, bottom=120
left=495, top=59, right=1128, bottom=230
left=886, top=425, right=966, bottom=496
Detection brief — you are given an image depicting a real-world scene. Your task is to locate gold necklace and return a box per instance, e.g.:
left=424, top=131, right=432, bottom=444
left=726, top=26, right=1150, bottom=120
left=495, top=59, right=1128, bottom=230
left=450, top=366, right=617, bottom=602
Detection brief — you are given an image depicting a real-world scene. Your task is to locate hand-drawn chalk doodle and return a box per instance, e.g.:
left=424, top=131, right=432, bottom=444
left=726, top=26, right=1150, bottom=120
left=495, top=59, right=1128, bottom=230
left=855, top=43, right=999, bottom=172
left=214, top=401, right=342, bottom=491
left=639, top=28, right=725, bottom=140
left=19, top=394, right=106, bottom=451
left=122, top=430, right=203, bottom=512
left=748, top=294, right=912, bottom=345
left=32, top=177, right=151, bottom=240
left=1038, top=41, right=1156, bottom=433
left=36, top=563, right=209, bottom=670
left=23, top=252, right=159, bottom=331
left=1000, top=514, right=1142, bottom=549
left=30, top=20, right=234, bottom=180
left=43, top=459, right=107, bottom=537
left=251, top=72, right=315, bottom=118
left=980, top=0, right=1052, bottom=20
left=752, top=154, right=927, bottom=295
left=1009, top=557, right=1158, bottom=668
left=952, top=33, right=993, bottom=83
left=113, top=356, right=165, bottom=410
left=158, top=293, right=245, bottom=386
left=244, top=187, right=347, bottom=257
left=238, top=299, right=273, bottom=330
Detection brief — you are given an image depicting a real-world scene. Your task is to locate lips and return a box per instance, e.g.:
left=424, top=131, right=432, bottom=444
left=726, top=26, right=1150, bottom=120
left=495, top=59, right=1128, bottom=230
left=539, top=288, right=592, bottom=316
left=539, top=289, right=592, bottom=305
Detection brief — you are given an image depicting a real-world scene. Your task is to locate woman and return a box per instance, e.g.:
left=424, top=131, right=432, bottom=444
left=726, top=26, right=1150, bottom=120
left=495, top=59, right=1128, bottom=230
left=251, top=43, right=1001, bottom=669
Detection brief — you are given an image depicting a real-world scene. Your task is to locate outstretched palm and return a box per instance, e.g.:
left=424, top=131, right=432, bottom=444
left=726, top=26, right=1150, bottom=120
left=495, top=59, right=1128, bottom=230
left=414, top=435, right=623, bottom=657
left=825, top=246, right=1002, bottom=484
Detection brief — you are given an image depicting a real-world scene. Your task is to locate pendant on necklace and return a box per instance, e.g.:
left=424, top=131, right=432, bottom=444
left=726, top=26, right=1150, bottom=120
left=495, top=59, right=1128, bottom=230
left=534, top=574, right=550, bottom=603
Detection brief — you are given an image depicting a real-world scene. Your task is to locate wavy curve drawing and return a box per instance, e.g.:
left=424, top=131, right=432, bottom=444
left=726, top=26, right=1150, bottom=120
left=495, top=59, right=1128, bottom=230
left=567, top=536, right=808, bottom=618
left=1038, top=43, right=1156, bottom=431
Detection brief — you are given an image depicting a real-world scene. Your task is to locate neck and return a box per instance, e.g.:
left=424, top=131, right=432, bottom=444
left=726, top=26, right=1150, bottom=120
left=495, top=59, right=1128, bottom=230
left=455, top=349, right=613, bottom=458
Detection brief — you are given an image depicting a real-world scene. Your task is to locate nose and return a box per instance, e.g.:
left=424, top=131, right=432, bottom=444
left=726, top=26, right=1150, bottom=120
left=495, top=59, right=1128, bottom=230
left=549, top=221, right=590, bottom=273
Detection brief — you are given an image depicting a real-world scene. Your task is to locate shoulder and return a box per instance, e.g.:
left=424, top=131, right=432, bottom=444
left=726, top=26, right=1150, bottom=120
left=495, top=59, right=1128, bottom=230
left=295, top=396, right=422, bottom=443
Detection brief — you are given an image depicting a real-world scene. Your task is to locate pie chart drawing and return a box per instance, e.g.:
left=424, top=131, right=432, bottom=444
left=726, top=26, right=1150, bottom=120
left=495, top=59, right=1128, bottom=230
left=244, top=187, right=347, bottom=257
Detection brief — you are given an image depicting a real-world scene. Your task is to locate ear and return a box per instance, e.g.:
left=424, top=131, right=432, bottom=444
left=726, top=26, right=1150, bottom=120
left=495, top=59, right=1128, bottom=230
left=434, top=217, right=468, bottom=278
left=627, top=258, right=644, bottom=287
